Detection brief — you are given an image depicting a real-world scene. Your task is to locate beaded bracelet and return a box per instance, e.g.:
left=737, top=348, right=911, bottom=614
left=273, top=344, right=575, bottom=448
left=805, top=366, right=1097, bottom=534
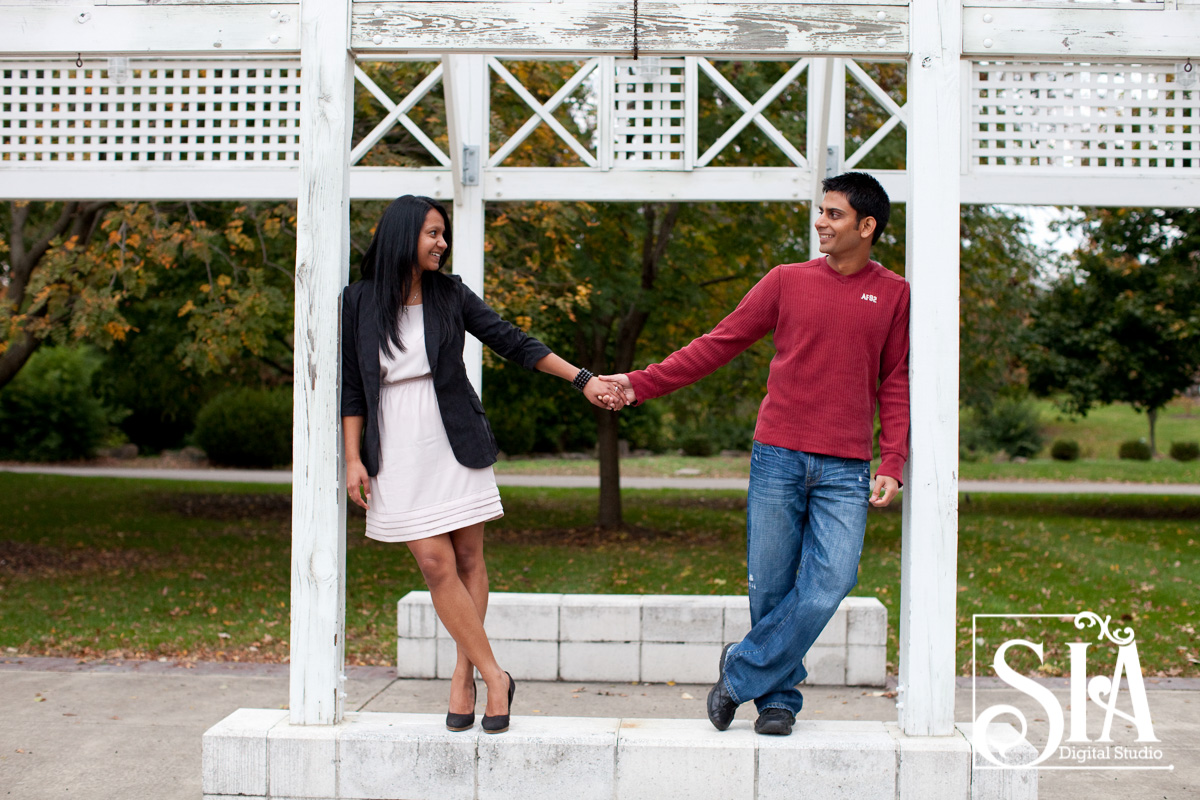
left=571, top=367, right=594, bottom=392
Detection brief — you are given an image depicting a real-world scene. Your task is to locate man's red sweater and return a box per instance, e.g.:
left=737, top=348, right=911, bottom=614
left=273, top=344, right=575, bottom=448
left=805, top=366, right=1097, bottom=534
left=627, top=257, right=911, bottom=481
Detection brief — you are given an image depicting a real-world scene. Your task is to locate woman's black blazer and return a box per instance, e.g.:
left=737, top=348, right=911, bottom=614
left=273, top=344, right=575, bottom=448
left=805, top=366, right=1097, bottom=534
left=341, top=271, right=551, bottom=476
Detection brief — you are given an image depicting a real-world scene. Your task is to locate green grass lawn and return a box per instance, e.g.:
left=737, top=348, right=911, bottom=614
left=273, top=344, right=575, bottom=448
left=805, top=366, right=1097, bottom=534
left=0, top=474, right=1196, bottom=679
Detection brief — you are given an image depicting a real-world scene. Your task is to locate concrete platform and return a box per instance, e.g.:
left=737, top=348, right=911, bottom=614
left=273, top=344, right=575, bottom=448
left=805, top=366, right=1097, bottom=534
left=202, top=711, right=1034, bottom=800
left=5, top=657, right=1197, bottom=800
left=397, top=592, right=888, bottom=687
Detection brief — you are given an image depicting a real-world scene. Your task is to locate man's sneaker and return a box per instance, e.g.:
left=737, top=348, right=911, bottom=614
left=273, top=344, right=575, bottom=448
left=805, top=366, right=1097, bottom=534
left=754, top=707, right=795, bottom=736
left=706, top=643, right=739, bottom=731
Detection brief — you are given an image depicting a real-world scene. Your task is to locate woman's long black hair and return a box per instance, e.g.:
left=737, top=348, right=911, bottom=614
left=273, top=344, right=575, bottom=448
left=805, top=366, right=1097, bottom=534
left=360, top=195, right=452, bottom=356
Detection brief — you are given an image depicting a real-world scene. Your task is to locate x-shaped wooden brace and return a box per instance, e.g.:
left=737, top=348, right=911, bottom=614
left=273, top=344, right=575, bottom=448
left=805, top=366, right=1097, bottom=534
left=351, top=63, right=450, bottom=166
left=843, top=60, right=909, bottom=170
left=695, top=58, right=810, bottom=168
left=488, top=57, right=599, bottom=168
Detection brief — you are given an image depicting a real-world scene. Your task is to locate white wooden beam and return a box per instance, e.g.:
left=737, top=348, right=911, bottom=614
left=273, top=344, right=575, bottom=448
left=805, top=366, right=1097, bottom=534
left=0, top=167, right=912, bottom=203
left=482, top=167, right=815, bottom=203
left=0, top=167, right=456, bottom=202
left=290, top=0, right=353, bottom=726
left=964, top=7, right=1200, bottom=59
left=12, top=166, right=1200, bottom=208
left=352, top=3, right=907, bottom=58
left=961, top=172, right=1200, bottom=208
left=899, top=0, right=961, bottom=738
left=0, top=4, right=300, bottom=55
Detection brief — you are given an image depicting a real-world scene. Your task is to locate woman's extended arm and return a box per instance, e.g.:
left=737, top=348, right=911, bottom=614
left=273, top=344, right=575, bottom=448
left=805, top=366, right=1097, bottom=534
left=455, top=277, right=626, bottom=411
left=343, top=415, right=370, bottom=510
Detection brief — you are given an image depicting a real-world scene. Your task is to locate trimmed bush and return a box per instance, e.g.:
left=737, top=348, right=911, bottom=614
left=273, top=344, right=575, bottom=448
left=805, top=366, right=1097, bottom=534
left=0, top=346, right=125, bottom=462
left=1050, top=438, right=1080, bottom=461
left=1118, top=439, right=1152, bottom=461
left=1169, top=441, right=1200, bottom=462
left=194, top=387, right=293, bottom=468
left=960, top=397, right=1045, bottom=460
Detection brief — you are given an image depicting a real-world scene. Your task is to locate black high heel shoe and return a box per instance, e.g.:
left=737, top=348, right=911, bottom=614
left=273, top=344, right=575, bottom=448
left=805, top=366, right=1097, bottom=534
left=445, top=681, right=476, bottom=732
left=481, top=671, right=515, bottom=734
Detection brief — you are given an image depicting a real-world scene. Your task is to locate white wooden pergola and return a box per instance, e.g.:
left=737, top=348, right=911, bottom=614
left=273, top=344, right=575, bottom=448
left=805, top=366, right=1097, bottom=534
left=3, top=0, right=1198, bottom=751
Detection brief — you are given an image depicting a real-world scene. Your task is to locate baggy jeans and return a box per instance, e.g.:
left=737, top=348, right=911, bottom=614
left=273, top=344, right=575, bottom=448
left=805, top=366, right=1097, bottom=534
left=722, top=442, right=871, bottom=715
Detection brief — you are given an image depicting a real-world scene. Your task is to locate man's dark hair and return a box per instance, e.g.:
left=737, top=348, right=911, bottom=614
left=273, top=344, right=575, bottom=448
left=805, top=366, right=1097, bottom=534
left=821, top=172, right=890, bottom=244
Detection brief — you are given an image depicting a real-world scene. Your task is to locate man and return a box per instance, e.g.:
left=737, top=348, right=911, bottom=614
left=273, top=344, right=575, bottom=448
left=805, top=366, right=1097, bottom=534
left=602, top=172, right=909, bottom=736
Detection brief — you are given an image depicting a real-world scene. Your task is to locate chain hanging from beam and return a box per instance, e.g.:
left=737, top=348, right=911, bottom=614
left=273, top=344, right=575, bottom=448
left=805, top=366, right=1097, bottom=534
left=633, top=0, right=639, bottom=61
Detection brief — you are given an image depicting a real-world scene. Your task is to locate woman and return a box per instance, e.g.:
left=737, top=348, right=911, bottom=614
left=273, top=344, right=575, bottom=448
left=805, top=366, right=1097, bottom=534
left=341, top=195, right=622, bottom=734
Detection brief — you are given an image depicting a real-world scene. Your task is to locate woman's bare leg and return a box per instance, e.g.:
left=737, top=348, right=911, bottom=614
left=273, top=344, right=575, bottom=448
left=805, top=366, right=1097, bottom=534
left=407, top=531, right=509, bottom=716
left=447, top=522, right=488, bottom=715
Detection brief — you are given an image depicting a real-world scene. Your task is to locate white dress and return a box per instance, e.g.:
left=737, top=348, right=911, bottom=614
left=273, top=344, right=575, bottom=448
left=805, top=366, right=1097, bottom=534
left=365, top=304, right=504, bottom=542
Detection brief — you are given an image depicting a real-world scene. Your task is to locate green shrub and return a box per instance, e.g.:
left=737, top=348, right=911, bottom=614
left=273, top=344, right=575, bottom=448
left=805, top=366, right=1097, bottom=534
left=194, top=387, right=293, bottom=467
left=1118, top=439, right=1152, bottom=461
left=677, top=433, right=715, bottom=457
left=1049, top=439, right=1080, bottom=461
left=0, top=346, right=126, bottom=462
left=960, top=397, right=1045, bottom=459
left=1169, top=441, right=1200, bottom=462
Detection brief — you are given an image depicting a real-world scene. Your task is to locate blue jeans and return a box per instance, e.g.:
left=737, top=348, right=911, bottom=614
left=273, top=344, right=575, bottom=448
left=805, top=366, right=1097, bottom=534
left=723, top=442, right=871, bottom=716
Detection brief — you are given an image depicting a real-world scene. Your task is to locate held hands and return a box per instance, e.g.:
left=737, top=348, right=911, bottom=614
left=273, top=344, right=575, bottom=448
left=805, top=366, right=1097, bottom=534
left=346, top=459, right=371, bottom=510
left=869, top=475, right=899, bottom=507
left=584, top=376, right=629, bottom=411
left=597, top=373, right=636, bottom=406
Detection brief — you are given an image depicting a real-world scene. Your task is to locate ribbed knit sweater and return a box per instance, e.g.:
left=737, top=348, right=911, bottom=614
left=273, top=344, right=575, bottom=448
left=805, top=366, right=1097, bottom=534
left=627, top=257, right=911, bottom=481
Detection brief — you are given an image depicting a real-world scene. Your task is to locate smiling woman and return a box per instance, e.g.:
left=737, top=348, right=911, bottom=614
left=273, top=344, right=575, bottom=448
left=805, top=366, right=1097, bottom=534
left=338, top=195, right=629, bottom=733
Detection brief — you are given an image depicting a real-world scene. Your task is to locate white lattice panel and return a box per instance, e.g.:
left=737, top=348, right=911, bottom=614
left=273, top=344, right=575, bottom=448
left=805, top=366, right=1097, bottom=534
left=612, top=57, right=687, bottom=168
left=1, top=59, right=302, bottom=164
left=969, top=61, right=1199, bottom=171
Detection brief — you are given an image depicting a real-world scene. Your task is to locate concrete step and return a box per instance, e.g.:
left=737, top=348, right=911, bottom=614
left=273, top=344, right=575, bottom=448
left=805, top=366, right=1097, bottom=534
left=203, top=709, right=1036, bottom=800
left=397, top=592, right=888, bottom=687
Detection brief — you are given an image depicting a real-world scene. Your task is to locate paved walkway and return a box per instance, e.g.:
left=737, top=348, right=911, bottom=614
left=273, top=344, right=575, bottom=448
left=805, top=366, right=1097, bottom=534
left=3, top=464, right=1200, bottom=495
left=0, top=657, right=1195, bottom=800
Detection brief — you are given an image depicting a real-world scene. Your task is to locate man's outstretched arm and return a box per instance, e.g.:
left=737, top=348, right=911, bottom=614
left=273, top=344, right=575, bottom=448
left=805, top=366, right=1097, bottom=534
left=605, top=267, right=782, bottom=405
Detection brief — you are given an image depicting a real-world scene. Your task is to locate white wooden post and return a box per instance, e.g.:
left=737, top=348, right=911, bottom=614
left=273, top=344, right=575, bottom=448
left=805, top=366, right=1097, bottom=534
left=807, top=58, right=834, bottom=258
left=898, top=0, right=961, bottom=737
left=827, top=59, right=846, bottom=180
left=443, top=54, right=488, bottom=394
left=290, top=0, right=354, bottom=726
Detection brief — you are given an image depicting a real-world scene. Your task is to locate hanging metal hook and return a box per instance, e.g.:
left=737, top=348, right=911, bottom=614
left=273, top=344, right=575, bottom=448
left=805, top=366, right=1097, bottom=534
left=75, top=53, right=83, bottom=68
left=1185, top=57, right=1194, bottom=74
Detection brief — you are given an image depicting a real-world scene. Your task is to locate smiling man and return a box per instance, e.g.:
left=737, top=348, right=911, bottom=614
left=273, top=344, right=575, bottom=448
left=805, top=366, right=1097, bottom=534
left=601, top=172, right=910, bottom=736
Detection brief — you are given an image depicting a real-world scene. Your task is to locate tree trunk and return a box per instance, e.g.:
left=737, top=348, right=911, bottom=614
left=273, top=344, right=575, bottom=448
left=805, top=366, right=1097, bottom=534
left=594, top=406, right=623, bottom=528
left=0, top=330, right=40, bottom=391
left=1147, top=407, right=1158, bottom=457
left=590, top=202, right=682, bottom=529
left=0, top=201, right=110, bottom=391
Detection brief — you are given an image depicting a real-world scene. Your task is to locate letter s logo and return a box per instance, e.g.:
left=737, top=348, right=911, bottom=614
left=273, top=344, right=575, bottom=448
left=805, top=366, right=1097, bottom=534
left=974, top=639, right=1064, bottom=766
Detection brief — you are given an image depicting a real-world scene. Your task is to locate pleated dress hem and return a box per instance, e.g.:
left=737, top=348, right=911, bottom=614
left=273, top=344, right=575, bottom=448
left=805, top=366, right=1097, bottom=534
left=365, top=486, right=503, bottom=543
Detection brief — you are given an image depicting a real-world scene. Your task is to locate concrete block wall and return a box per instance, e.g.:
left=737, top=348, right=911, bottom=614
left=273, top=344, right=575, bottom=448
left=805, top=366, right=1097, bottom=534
left=203, top=713, right=1038, bottom=800
left=396, top=592, right=888, bottom=687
